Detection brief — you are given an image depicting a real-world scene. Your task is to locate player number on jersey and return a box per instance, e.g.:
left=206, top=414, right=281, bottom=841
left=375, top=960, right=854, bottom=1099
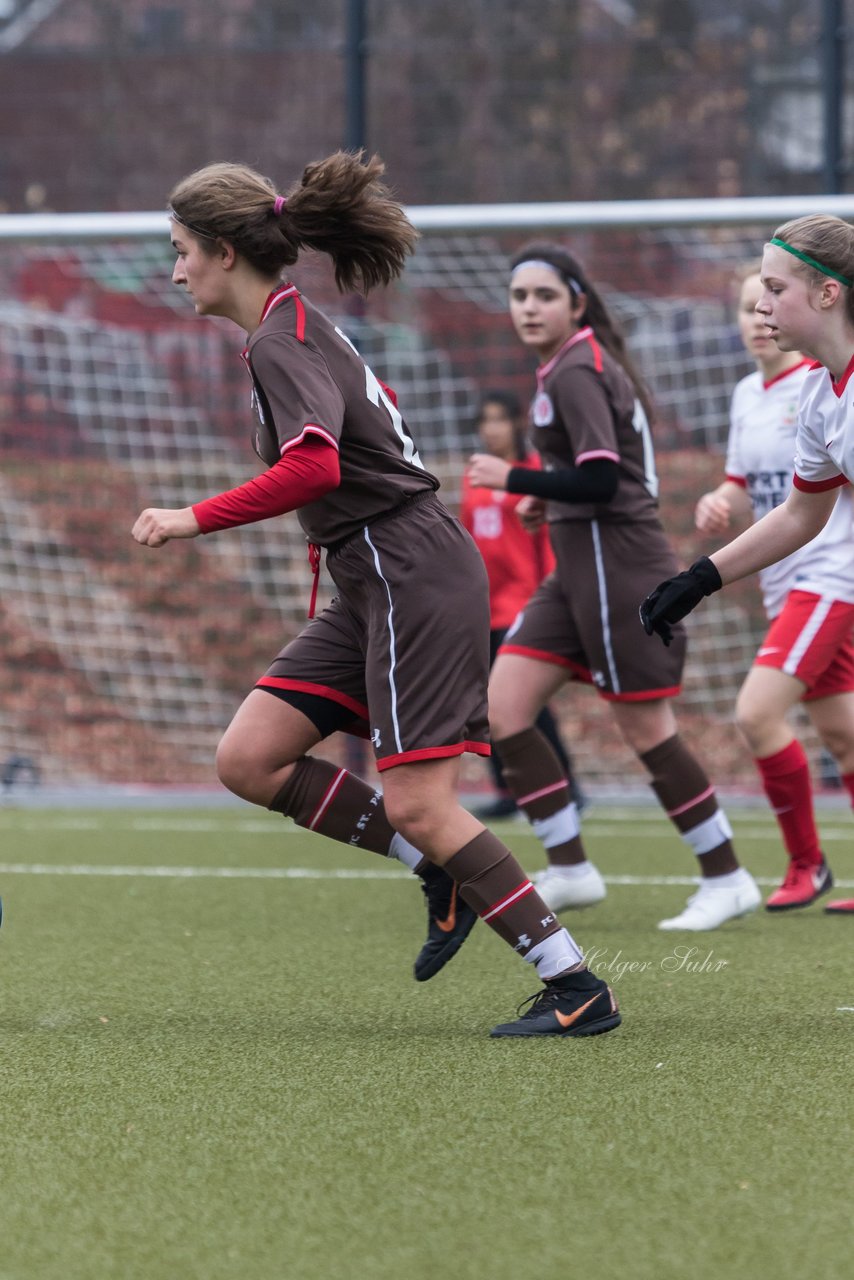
left=633, top=399, right=659, bottom=499
left=335, top=326, right=425, bottom=469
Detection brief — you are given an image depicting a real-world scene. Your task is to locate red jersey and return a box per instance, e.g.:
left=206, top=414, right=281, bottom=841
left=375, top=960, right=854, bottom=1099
left=460, top=456, right=555, bottom=629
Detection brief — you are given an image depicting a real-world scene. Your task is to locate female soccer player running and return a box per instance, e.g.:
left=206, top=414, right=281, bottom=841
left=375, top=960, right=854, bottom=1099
left=131, top=154, right=621, bottom=1036
left=642, top=215, right=854, bottom=916
left=467, top=243, right=759, bottom=931
left=695, top=265, right=854, bottom=913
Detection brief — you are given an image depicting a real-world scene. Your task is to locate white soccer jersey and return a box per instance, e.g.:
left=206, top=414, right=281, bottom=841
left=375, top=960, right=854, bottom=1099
left=727, top=360, right=854, bottom=617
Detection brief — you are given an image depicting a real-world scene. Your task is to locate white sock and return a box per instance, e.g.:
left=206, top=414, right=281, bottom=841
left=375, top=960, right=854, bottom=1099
left=532, top=801, right=580, bottom=848
left=527, top=927, right=584, bottom=979
left=544, top=860, right=594, bottom=879
left=388, top=832, right=423, bottom=871
left=698, top=867, right=750, bottom=889
left=681, top=808, right=733, bottom=855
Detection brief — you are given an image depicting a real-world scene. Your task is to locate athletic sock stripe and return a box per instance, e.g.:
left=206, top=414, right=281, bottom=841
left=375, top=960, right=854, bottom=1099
left=666, top=785, right=715, bottom=819
left=308, top=768, right=347, bottom=831
left=481, top=879, right=534, bottom=922
left=518, top=780, right=567, bottom=806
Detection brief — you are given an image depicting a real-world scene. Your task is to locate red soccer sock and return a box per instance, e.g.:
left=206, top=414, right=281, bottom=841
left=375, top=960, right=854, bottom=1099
left=756, top=740, right=822, bottom=865
left=840, top=771, right=854, bottom=810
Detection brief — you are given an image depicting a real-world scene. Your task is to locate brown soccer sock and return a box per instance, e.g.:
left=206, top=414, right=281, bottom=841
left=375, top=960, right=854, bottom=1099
left=270, top=757, right=400, bottom=857
left=640, top=734, right=738, bottom=876
left=444, top=830, right=582, bottom=976
left=493, top=727, right=586, bottom=866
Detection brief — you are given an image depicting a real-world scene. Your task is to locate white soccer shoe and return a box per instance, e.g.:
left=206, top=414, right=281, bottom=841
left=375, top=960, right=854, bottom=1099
left=658, top=871, right=761, bottom=931
left=533, top=862, right=607, bottom=911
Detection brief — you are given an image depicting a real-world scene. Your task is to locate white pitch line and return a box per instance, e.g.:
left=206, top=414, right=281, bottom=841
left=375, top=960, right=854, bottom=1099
left=0, top=862, right=852, bottom=888
left=0, top=863, right=406, bottom=880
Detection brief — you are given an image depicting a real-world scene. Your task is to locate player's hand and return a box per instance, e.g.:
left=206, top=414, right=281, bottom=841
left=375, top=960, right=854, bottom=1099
left=695, top=491, right=732, bottom=536
left=639, top=556, right=723, bottom=645
left=517, top=495, right=547, bottom=531
left=132, top=507, right=201, bottom=548
left=466, top=453, right=512, bottom=490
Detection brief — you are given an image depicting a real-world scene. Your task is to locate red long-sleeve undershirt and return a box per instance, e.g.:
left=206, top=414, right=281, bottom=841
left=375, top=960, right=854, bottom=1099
left=192, top=435, right=340, bottom=533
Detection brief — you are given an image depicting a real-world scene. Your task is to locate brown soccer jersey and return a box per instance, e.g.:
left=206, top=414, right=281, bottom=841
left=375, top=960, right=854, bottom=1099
left=244, top=285, right=439, bottom=546
left=530, top=326, right=660, bottom=526
left=501, top=325, right=686, bottom=700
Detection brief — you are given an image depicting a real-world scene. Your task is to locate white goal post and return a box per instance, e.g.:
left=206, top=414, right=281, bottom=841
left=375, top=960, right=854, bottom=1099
left=2, top=194, right=854, bottom=791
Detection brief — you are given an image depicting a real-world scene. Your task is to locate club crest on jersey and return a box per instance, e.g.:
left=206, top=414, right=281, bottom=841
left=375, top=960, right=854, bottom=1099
left=532, top=391, right=554, bottom=427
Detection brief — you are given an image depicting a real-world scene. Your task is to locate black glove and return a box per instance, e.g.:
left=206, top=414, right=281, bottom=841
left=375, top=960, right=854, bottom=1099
left=639, top=556, right=722, bottom=646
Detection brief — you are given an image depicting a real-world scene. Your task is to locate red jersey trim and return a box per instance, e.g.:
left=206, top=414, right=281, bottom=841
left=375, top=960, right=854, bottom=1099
left=280, top=424, right=339, bottom=456
left=793, top=472, right=849, bottom=493
left=831, top=351, right=854, bottom=397
left=725, top=473, right=748, bottom=488
left=763, top=358, right=811, bottom=390
left=255, top=677, right=370, bottom=722
left=375, top=741, right=491, bottom=771
left=537, top=326, right=594, bottom=380
left=259, top=284, right=299, bottom=324
left=293, top=294, right=306, bottom=343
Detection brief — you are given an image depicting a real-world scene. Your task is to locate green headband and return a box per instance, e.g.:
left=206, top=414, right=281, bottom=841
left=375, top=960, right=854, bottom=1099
left=770, top=237, right=853, bottom=287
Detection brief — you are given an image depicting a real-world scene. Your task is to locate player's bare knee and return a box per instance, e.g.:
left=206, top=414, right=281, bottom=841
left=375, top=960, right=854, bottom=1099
left=817, top=724, right=852, bottom=765
left=734, top=695, right=765, bottom=751
left=489, top=700, right=528, bottom=742
left=215, top=734, right=271, bottom=800
left=382, top=793, right=433, bottom=847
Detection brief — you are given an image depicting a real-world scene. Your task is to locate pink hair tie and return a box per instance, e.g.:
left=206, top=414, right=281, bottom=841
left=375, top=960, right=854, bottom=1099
left=273, top=195, right=287, bottom=216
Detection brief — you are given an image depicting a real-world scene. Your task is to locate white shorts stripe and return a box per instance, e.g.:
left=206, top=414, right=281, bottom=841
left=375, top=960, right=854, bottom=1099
left=364, top=526, right=403, bottom=753
left=782, top=595, right=834, bottom=677
left=591, top=519, right=620, bottom=694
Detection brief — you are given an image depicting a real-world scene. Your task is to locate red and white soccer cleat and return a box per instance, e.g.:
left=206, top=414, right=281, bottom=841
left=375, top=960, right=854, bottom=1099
left=824, top=898, right=854, bottom=915
left=765, top=857, right=833, bottom=911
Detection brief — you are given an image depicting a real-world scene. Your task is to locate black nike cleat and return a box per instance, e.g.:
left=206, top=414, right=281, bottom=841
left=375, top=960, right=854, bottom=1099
left=490, top=969, right=621, bottom=1038
left=413, top=862, right=478, bottom=982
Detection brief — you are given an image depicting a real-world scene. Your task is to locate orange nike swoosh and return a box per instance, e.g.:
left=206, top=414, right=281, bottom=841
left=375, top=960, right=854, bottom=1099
left=554, top=994, right=599, bottom=1029
left=436, top=884, right=457, bottom=933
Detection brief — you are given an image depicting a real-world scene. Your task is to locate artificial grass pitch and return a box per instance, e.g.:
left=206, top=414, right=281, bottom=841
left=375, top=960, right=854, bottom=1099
left=0, top=804, right=851, bottom=1280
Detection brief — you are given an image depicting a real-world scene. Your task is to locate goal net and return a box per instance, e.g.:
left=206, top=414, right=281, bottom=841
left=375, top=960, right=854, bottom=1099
left=2, top=197, right=853, bottom=794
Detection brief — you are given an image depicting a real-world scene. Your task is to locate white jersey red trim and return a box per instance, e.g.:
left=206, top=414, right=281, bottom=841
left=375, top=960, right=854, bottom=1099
left=727, top=361, right=854, bottom=616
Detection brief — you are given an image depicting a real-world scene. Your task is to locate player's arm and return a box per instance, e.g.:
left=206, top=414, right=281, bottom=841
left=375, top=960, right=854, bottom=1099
left=695, top=479, right=752, bottom=535
left=506, top=457, right=618, bottom=504
left=132, top=436, right=340, bottom=547
left=466, top=453, right=618, bottom=504
left=711, top=483, right=839, bottom=584
left=640, top=483, right=841, bottom=645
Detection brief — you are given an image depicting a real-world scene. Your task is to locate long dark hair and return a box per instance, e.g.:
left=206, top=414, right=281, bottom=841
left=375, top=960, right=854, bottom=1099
left=168, top=151, right=418, bottom=294
left=510, top=241, right=654, bottom=423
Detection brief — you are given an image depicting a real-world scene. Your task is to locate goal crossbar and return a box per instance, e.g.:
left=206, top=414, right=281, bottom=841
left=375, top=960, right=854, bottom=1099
left=4, top=193, right=854, bottom=240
